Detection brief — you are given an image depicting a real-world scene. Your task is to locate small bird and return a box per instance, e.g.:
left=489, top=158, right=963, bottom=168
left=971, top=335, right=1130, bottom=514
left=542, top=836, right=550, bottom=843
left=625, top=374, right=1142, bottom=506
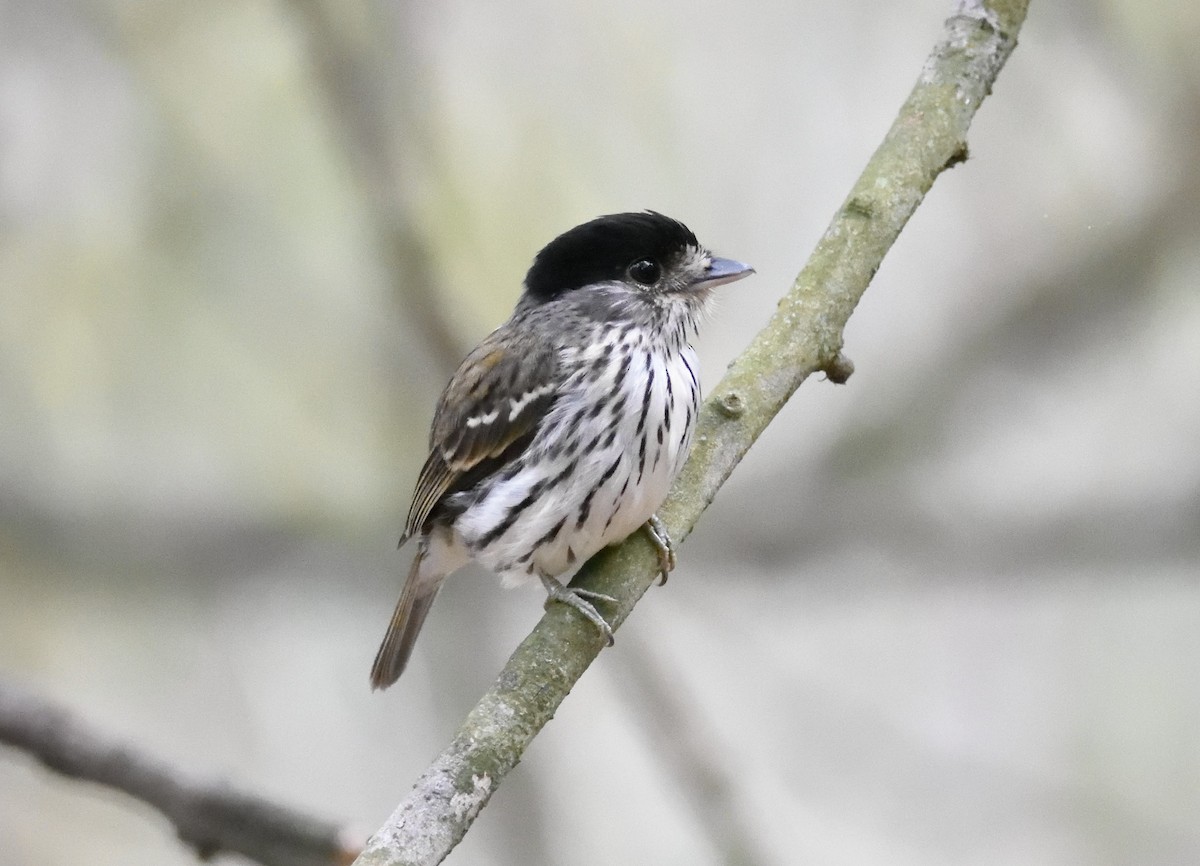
left=371, top=211, right=753, bottom=689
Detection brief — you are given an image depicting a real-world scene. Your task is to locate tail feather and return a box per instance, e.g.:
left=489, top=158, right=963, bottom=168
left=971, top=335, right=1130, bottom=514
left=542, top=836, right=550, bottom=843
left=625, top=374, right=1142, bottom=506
left=370, top=548, right=443, bottom=690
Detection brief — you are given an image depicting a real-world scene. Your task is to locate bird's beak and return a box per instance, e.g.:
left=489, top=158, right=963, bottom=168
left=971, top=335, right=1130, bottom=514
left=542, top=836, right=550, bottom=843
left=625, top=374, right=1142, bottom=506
left=693, top=256, right=755, bottom=290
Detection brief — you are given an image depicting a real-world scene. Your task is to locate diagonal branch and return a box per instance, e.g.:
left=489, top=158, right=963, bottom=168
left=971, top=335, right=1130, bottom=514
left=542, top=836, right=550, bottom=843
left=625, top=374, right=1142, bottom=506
left=356, top=2, right=1031, bottom=864
left=0, top=681, right=360, bottom=866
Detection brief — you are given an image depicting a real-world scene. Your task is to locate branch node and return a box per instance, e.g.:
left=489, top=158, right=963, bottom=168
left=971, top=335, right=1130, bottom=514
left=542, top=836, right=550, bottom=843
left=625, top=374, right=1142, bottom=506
left=844, top=195, right=875, bottom=219
left=822, top=353, right=855, bottom=385
left=945, top=141, right=970, bottom=170
left=952, top=0, right=1002, bottom=33
left=714, top=392, right=745, bottom=419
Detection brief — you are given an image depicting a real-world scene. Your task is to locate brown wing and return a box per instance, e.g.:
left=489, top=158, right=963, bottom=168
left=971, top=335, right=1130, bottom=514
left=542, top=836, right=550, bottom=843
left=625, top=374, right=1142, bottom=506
left=400, top=329, right=559, bottom=543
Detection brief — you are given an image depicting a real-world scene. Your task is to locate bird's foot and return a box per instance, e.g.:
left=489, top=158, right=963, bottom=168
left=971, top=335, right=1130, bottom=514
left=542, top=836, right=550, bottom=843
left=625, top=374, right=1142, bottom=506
left=540, top=575, right=616, bottom=645
left=644, top=514, right=676, bottom=585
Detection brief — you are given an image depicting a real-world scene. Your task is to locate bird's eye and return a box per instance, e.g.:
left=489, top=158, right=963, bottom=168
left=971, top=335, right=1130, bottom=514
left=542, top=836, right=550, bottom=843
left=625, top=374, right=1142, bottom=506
left=628, top=258, right=661, bottom=285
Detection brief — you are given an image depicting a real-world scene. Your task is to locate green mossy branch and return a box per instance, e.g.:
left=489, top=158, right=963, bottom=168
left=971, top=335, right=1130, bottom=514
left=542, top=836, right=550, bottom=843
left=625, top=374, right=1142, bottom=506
left=356, top=2, right=1030, bottom=863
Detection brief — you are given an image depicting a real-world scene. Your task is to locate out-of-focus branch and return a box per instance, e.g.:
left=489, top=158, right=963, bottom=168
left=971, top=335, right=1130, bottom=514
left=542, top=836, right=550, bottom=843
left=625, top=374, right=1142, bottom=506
left=822, top=105, right=1200, bottom=475
left=355, top=2, right=1031, bottom=864
left=742, top=107, right=1200, bottom=568
left=284, top=0, right=467, bottom=373
left=616, top=635, right=772, bottom=866
left=0, top=681, right=360, bottom=866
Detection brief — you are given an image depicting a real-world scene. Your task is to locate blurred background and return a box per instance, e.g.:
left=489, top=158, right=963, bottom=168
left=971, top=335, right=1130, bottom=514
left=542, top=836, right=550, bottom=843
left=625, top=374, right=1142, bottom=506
left=2, top=0, right=1199, bottom=864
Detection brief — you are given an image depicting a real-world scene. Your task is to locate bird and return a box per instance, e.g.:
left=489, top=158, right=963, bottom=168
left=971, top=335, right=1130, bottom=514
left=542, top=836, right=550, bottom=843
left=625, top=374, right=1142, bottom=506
left=370, top=211, right=754, bottom=690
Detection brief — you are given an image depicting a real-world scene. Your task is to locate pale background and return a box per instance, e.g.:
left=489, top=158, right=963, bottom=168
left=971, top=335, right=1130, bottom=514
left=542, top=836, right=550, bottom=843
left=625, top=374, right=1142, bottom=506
left=2, top=1, right=1198, bottom=864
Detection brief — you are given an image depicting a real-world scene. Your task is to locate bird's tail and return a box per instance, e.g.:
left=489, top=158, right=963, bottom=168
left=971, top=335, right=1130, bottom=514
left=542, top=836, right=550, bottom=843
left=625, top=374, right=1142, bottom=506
left=370, top=546, right=444, bottom=690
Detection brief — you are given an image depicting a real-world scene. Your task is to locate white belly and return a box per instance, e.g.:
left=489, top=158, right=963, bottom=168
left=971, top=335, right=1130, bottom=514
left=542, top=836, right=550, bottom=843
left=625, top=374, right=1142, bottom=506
left=454, top=335, right=700, bottom=586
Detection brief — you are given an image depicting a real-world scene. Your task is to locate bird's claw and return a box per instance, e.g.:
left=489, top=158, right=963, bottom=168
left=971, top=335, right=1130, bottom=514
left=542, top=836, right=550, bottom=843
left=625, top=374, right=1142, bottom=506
left=644, top=514, right=676, bottom=585
left=540, top=575, right=616, bottom=645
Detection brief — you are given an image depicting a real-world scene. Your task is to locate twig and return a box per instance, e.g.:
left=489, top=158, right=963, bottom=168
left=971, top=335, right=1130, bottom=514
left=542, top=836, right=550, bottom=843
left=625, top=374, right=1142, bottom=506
left=356, top=2, right=1031, bottom=864
left=0, top=680, right=359, bottom=866
left=284, top=0, right=467, bottom=373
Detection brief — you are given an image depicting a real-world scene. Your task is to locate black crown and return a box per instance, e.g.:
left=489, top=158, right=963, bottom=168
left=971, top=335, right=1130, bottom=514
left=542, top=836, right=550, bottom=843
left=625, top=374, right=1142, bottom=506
left=524, top=211, right=699, bottom=300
